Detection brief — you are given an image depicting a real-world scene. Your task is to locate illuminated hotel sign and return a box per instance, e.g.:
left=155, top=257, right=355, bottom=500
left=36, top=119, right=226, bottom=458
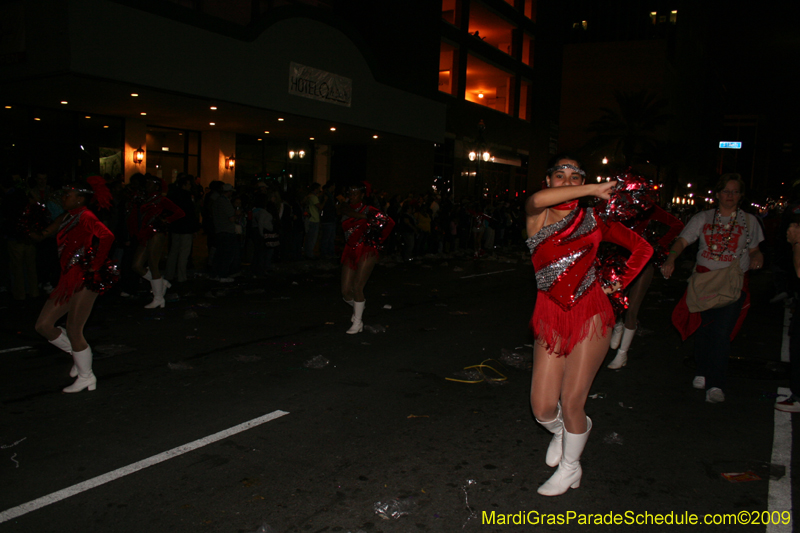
left=289, top=62, right=352, bottom=108
left=719, top=142, right=742, bottom=149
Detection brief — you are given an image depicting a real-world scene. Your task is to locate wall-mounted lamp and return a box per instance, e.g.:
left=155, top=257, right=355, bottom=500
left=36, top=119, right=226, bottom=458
left=134, top=147, right=145, bottom=164
left=288, top=150, right=306, bottom=159
left=225, top=155, right=236, bottom=170
left=468, top=150, right=491, bottom=162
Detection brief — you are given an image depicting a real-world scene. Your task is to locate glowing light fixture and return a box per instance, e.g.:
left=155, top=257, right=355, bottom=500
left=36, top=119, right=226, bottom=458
left=60, top=101, right=68, bottom=105
left=210, top=106, right=217, bottom=110
left=225, top=155, right=236, bottom=170
left=131, top=93, right=139, bottom=97
left=134, top=147, right=145, bottom=164
left=278, top=118, right=284, bottom=122
left=209, top=122, right=215, bottom=126
left=330, top=127, right=336, bottom=131
left=602, top=157, right=608, bottom=164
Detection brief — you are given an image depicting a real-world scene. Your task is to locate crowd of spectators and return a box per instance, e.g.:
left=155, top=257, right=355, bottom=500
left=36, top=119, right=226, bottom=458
left=1, top=172, right=532, bottom=305
left=2, top=171, right=775, bottom=307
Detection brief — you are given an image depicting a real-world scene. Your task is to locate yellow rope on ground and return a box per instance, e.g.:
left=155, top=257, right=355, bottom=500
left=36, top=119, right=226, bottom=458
left=445, top=359, right=508, bottom=384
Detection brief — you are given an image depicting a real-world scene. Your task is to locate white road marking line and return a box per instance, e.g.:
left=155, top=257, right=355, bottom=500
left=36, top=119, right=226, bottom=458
left=0, top=410, right=289, bottom=524
left=460, top=269, right=515, bottom=279
left=0, top=346, right=33, bottom=354
left=768, top=387, right=792, bottom=533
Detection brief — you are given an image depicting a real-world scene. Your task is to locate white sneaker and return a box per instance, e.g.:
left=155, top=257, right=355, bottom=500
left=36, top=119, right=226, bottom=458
left=705, top=388, right=725, bottom=403
left=775, top=398, right=800, bottom=413
left=770, top=291, right=789, bottom=304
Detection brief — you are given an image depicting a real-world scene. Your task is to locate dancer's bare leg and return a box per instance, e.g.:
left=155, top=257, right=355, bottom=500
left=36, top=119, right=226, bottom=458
left=341, top=264, right=356, bottom=301
left=623, top=264, right=654, bottom=329
left=131, top=244, right=148, bottom=277
left=35, top=299, right=71, bottom=341
left=146, top=233, right=167, bottom=279
left=352, top=254, right=377, bottom=302
left=531, top=314, right=611, bottom=433
left=560, top=315, right=610, bottom=433
left=64, top=288, right=99, bottom=352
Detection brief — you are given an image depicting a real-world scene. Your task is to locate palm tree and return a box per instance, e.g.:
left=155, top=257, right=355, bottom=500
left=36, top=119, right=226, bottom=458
left=585, top=90, right=672, bottom=166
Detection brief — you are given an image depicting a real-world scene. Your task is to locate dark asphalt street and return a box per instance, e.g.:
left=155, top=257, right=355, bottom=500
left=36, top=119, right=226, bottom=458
left=1, top=251, right=797, bottom=533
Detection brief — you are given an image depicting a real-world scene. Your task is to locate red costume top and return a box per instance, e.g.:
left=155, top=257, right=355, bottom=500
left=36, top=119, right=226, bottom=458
left=341, top=203, right=395, bottom=270
left=51, top=207, right=115, bottom=304
left=129, top=194, right=184, bottom=242
left=528, top=205, right=653, bottom=356
left=628, top=205, right=684, bottom=266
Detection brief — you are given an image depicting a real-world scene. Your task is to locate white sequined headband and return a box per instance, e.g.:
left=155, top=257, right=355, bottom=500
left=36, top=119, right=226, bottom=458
left=548, top=164, right=585, bottom=177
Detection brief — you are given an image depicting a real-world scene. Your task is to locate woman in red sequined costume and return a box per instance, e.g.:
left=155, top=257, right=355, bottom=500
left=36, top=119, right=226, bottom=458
left=130, top=175, right=184, bottom=308
left=33, top=177, right=115, bottom=393
left=607, top=204, right=684, bottom=369
left=338, top=183, right=394, bottom=334
left=526, top=156, right=652, bottom=496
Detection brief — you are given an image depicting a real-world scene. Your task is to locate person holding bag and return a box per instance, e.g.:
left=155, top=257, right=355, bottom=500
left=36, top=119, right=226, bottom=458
left=661, top=174, right=764, bottom=403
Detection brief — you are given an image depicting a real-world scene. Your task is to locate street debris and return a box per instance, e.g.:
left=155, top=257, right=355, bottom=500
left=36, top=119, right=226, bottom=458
left=461, top=479, right=478, bottom=527
left=603, top=432, right=624, bottom=445
left=304, top=355, right=330, bottom=369
left=447, top=360, right=507, bottom=385
left=243, top=288, right=265, bottom=294
left=247, top=523, right=279, bottom=533
left=721, top=471, right=761, bottom=483
left=589, top=393, right=607, bottom=399
left=498, top=347, right=531, bottom=369
left=235, top=355, right=262, bottom=363
left=364, top=324, right=386, bottom=333
left=94, top=345, right=137, bottom=359
left=374, top=498, right=414, bottom=520
left=619, top=402, right=633, bottom=409
left=167, top=361, right=193, bottom=370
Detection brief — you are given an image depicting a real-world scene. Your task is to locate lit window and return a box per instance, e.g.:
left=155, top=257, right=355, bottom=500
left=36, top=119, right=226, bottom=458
left=465, top=54, right=513, bottom=116
left=522, top=33, right=534, bottom=67
left=670, top=10, right=677, bottom=23
left=439, top=41, right=456, bottom=95
left=581, top=20, right=588, bottom=30
left=468, top=3, right=515, bottom=56
left=650, top=11, right=657, bottom=24
left=441, top=0, right=457, bottom=26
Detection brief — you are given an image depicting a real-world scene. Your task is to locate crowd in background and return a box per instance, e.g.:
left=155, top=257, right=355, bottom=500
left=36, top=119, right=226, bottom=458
left=0, top=170, right=791, bottom=307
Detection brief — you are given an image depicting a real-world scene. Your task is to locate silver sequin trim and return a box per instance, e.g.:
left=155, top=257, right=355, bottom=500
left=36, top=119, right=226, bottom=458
left=535, top=247, right=588, bottom=292
left=526, top=209, right=577, bottom=255
left=574, top=266, right=596, bottom=300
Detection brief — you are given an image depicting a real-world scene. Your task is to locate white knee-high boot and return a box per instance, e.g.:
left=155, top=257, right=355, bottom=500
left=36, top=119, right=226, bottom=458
left=144, top=278, right=165, bottom=308
left=536, top=403, right=563, bottom=467
left=63, top=346, right=96, bottom=393
left=607, top=327, right=636, bottom=369
left=49, top=326, right=78, bottom=377
left=347, top=300, right=365, bottom=334
left=609, top=322, right=624, bottom=349
left=537, top=417, right=592, bottom=496
left=344, top=297, right=355, bottom=322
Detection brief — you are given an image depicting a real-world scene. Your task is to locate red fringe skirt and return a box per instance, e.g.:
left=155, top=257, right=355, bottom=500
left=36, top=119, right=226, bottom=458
left=49, top=266, right=85, bottom=306
left=341, top=243, right=378, bottom=271
left=530, top=283, right=615, bottom=356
